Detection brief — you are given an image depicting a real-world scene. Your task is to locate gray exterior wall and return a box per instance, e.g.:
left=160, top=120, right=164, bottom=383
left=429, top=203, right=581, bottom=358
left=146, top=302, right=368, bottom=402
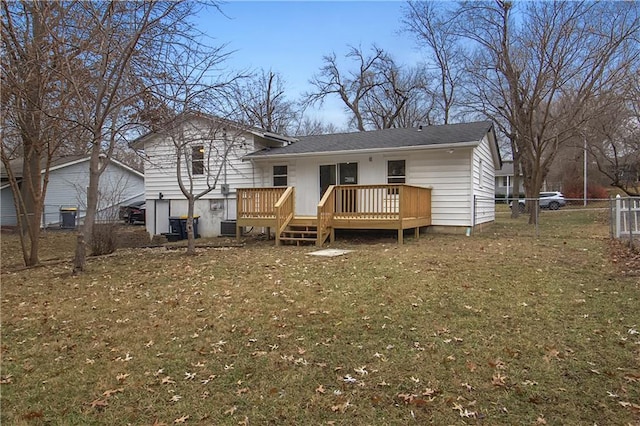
left=0, top=158, right=144, bottom=227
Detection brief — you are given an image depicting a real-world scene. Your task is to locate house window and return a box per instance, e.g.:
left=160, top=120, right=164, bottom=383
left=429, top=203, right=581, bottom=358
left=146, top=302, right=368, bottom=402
left=273, top=165, right=288, bottom=186
left=192, top=145, right=204, bottom=175
left=479, top=159, right=484, bottom=188
left=499, top=176, right=508, bottom=187
left=387, top=160, right=406, bottom=184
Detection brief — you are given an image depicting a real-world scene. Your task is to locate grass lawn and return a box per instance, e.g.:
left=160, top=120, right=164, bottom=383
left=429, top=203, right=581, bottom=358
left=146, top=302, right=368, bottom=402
left=1, top=210, right=639, bottom=425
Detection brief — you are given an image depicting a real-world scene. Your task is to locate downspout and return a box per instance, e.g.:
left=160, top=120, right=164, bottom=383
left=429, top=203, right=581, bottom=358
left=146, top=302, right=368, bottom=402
left=153, top=199, right=157, bottom=235
left=223, top=130, right=228, bottom=221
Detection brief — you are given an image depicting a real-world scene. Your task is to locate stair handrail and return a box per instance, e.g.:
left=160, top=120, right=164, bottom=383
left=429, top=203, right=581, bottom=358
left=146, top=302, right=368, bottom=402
left=274, top=187, right=295, bottom=246
left=316, top=185, right=336, bottom=246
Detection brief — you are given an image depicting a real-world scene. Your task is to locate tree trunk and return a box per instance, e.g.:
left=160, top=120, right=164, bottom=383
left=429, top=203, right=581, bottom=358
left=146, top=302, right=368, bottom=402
left=510, top=142, right=521, bottom=219
left=72, top=145, right=101, bottom=272
left=22, top=151, right=42, bottom=266
left=72, top=233, right=86, bottom=274
left=186, top=196, right=196, bottom=255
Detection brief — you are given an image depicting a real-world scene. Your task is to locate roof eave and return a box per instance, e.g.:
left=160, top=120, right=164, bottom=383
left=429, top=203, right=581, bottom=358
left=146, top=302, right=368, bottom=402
left=244, top=140, right=481, bottom=161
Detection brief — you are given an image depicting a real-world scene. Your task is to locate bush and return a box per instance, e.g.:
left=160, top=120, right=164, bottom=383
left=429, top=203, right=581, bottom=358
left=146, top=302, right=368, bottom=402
left=562, top=181, right=610, bottom=199
left=91, top=222, right=118, bottom=255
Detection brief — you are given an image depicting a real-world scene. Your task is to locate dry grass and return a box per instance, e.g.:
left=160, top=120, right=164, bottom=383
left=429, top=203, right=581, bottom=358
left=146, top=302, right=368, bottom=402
left=1, top=210, right=639, bottom=425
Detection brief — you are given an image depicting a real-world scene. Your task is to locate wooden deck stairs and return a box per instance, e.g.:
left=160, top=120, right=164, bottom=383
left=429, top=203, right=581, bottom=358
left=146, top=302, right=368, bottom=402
left=278, top=216, right=318, bottom=245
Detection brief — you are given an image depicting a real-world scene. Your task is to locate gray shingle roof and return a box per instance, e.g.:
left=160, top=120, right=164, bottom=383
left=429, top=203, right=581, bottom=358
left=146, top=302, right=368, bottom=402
left=246, top=121, right=494, bottom=158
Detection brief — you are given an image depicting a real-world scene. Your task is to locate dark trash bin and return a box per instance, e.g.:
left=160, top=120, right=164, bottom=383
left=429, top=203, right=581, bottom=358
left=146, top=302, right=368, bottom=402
left=60, top=207, right=78, bottom=229
left=169, top=216, right=200, bottom=240
left=169, top=216, right=185, bottom=239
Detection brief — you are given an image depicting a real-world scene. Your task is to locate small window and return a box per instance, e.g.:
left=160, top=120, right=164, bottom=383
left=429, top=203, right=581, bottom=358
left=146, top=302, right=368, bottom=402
left=387, top=160, right=406, bottom=184
left=209, top=199, right=224, bottom=211
left=192, top=145, right=204, bottom=175
left=387, top=160, right=405, bottom=195
left=273, top=165, right=288, bottom=186
left=499, top=176, right=508, bottom=187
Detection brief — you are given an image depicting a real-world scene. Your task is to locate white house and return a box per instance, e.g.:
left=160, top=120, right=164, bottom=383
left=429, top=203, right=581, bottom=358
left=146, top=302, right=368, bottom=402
left=0, top=155, right=144, bottom=227
left=133, top=114, right=501, bottom=241
left=246, top=121, right=501, bottom=234
left=495, top=160, right=525, bottom=201
left=130, top=113, right=297, bottom=238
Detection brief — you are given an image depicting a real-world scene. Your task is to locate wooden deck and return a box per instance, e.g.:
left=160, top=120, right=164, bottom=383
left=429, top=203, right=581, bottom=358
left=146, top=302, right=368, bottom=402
left=236, top=184, right=432, bottom=245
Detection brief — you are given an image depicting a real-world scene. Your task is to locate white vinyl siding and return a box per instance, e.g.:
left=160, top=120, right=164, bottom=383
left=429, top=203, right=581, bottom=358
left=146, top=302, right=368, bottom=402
left=141, top=118, right=288, bottom=237
left=472, top=136, right=497, bottom=225
left=0, top=159, right=144, bottom=227
left=44, top=160, right=144, bottom=225
left=408, top=149, right=474, bottom=226
left=1, top=186, right=17, bottom=226
left=255, top=148, right=477, bottom=227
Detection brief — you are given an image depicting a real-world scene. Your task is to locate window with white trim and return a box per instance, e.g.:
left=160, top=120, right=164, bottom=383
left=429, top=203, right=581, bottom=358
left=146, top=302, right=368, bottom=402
left=192, top=145, right=204, bottom=175
left=387, top=160, right=406, bottom=184
left=273, top=165, right=288, bottom=186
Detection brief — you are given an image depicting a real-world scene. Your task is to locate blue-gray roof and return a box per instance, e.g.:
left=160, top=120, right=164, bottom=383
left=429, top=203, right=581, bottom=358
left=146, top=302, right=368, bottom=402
left=246, top=121, right=495, bottom=158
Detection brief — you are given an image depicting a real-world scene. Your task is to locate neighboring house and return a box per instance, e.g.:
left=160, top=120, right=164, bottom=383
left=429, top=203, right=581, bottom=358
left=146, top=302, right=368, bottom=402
left=495, top=160, right=525, bottom=200
left=0, top=155, right=144, bottom=227
left=134, top=115, right=501, bottom=241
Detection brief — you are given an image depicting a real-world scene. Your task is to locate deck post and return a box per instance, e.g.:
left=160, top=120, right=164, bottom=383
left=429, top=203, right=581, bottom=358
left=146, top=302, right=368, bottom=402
left=397, top=228, right=403, bottom=244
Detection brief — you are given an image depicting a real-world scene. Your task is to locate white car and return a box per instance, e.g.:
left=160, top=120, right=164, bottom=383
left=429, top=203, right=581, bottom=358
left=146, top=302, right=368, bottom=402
left=510, top=191, right=567, bottom=211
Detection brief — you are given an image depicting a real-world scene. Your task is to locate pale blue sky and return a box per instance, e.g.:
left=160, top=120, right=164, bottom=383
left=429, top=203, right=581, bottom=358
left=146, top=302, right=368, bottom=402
left=195, top=1, right=423, bottom=129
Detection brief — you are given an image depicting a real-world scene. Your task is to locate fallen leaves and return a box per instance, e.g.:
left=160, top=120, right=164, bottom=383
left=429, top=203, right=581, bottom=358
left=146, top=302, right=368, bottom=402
left=235, top=387, right=249, bottom=396
left=116, top=373, right=129, bottom=382
left=161, top=376, right=175, bottom=385
left=89, top=399, right=109, bottom=409
left=4, top=228, right=640, bottom=425
left=330, top=400, right=351, bottom=413
left=102, top=388, right=124, bottom=398
left=491, top=372, right=508, bottom=387
left=173, top=414, right=189, bottom=423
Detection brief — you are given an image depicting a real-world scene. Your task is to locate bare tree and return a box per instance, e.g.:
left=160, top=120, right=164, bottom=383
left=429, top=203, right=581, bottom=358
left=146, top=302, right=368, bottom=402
left=306, top=45, right=428, bottom=131
left=232, top=69, right=299, bottom=135
left=0, top=0, right=84, bottom=266
left=141, top=39, right=244, bottom=255
left=58, top=1, right=210, bottom=272
left=306, top=45, right=384, bottom=131
left=291, top=116, right=340, bottom=137
left=582, top=93, right=640, bottom=195
left=403, top=1, right=465, bottom=124
left=360, top=64, right=430, bottom=129
left=451, top=0, right=640, bottom=223
left=2, top=1, right=205, bottom=269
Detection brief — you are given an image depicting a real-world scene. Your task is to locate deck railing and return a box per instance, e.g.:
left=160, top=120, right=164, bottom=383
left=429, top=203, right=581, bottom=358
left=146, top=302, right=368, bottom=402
left=238, top=184, right=431, bottom=245
left=332, top=184, right=431, bottom=220
left=316, top=185, right=336, bottom=246
left=399, top=185, right=432, bottom=220
left=237, top=187, right=288, bottom=219
left=274, top=187, right=295, bottom=246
